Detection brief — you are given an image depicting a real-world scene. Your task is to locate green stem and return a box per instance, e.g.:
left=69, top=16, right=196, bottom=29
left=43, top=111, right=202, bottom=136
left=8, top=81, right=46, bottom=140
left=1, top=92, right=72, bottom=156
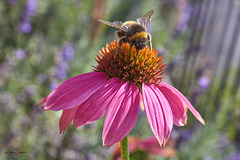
left=120, top=135, right=130, bottom=160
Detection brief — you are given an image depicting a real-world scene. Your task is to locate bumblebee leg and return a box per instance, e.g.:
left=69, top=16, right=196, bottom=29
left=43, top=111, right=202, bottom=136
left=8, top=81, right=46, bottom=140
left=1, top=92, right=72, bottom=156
left=118, top=38, right=122, bottom=48
left=147, top=32, right=152, bottom=52
left=149, top=41, right=152, bottom=52
left=116, top=37, right=127, bottom=54
left=116, top=30, right=125, bottom=39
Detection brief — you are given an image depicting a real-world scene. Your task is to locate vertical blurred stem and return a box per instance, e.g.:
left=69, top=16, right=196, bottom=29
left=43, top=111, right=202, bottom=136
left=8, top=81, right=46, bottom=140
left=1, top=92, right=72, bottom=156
left=120, top=135, right=130, bottom=160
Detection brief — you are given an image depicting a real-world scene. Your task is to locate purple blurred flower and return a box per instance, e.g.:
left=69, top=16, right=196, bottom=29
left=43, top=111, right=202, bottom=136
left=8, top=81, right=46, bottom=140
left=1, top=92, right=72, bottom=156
left=176, top=4, right=192, bottom=32
left=18, top=22, right=32, bottom=34
left=198, top=76, right=211, bottom=89
left=225, top=151, right=240, bottom=160
left=58, top=61, right=69, bottom=70
left=0, top=92, right=17, bottom=113
left=30, top=107, right=44, bottom=118
left=26, top=0, right=38, bottom=17
left=38, top=74, right=47, bottom=83
left=17, top=85, right=36, bottom=102
left=54, top=44, right=75, bottom=80
left=61, top=44, right=75, bottom=62
left=168, top=57, right=181, bottom=70
left=62, top=149, right=80, bottom=160
left=18, top=0, right=37, bottom=34
left=56, top=62, right=69, bottom=80
left=15, top=48, right=26, bottom=60
left=25, top=85, right=36, bottom=96
left=157, top=47, right=166, bottom=56
left=175, top=129, right=192, bottom=147
left=181, top=130, right=192, bottom=140
left=49, top=82, right=59, bottom=91
left=20, top=115, right=30, bottom=126
left=56, top=69, right=67, bottom=80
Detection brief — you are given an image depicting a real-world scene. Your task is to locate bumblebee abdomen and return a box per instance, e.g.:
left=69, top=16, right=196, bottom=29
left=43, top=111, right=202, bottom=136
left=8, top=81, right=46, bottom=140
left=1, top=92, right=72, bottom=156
left=130, top=31, right=148, bottom=40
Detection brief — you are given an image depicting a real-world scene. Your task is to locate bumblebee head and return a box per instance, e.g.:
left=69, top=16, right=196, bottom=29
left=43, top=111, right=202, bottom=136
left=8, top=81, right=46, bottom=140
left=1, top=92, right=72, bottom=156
left=135, top=40, right=147, bottom=50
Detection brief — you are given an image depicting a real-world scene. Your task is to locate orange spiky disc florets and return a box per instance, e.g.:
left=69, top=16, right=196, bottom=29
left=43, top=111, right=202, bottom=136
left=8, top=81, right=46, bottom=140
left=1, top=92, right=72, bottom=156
left=94, top=41, right=166, bottom=86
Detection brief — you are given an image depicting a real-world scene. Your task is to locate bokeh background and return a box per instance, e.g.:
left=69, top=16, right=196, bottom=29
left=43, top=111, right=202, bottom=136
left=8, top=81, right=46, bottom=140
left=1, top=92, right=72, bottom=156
left=0, top=0, right=240, bottom=159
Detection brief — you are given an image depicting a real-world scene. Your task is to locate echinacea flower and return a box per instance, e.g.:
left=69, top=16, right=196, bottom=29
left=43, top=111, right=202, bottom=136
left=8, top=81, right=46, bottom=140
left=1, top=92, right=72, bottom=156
left=38, top=41, right=205, bottom=148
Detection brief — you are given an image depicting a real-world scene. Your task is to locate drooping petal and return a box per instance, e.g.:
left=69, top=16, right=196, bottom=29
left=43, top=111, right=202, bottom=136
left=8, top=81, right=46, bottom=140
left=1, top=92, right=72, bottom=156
left=59, top=106, right=79, bottom=134
left=102, top=81, right=140, bottom=148
left=159, top=82, right=205, bottom=125
left=38, top=97, right=46, bottom=106
left=73, top=77, right=124, bottom=127
left=156, top=83, right=188, bottom=126
left=139, top=137, right=177, bottom=157
left=43, top=71, right=108, bottom=111
left=142, top=83, right=173, bottom=146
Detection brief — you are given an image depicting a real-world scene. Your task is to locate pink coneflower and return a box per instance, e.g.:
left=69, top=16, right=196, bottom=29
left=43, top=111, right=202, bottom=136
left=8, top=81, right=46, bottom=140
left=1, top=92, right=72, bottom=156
left=38, top=41, right=205, bottom=148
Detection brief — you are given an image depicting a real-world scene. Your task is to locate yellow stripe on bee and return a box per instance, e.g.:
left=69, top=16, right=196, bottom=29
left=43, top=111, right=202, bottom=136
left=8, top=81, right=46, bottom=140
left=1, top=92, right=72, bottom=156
left=122, top=21, right=138, bottom=26
left=130, top=31, right=148, bottom=40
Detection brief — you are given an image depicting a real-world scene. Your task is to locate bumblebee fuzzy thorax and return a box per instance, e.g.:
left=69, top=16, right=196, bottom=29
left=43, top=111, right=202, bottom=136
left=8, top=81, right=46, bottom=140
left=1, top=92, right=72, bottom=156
left=122, top=21, right=138, bottom=26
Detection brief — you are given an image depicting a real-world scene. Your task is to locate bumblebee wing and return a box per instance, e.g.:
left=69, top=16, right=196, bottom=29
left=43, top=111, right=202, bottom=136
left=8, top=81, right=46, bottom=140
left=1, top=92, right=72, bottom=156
left=98, top=19, right=129, bottom=33
left=136, top=10, right=154, bottom=28
left=113, top=21, right=123, bottom=26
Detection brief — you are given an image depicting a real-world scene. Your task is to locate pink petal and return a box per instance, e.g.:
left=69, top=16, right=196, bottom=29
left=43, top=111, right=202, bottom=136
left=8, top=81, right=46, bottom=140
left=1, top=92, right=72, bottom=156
left=73, top=77, right=124, bottom=127
left=142, top=83, right=173, bottom=146
left=102, top=81, right=140, bottom=148
left=43, top=71, right=108, bottom=111
left=156, top=83, right=188, bottom=126
left=38, top=97, right=46, bottom=106
left=59, top=106, right=79, bottom=134
left=159, top=82, right=205, bottom=125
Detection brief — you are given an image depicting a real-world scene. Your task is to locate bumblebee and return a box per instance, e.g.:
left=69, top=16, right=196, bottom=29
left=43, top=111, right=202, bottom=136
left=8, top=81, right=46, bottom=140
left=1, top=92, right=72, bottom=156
left=99, top=10, right=154, bottom=51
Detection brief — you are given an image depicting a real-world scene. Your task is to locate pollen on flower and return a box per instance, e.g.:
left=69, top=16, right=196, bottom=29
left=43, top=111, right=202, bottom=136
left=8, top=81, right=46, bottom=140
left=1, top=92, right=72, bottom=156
left=94, top=41, right=166, bottom=86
